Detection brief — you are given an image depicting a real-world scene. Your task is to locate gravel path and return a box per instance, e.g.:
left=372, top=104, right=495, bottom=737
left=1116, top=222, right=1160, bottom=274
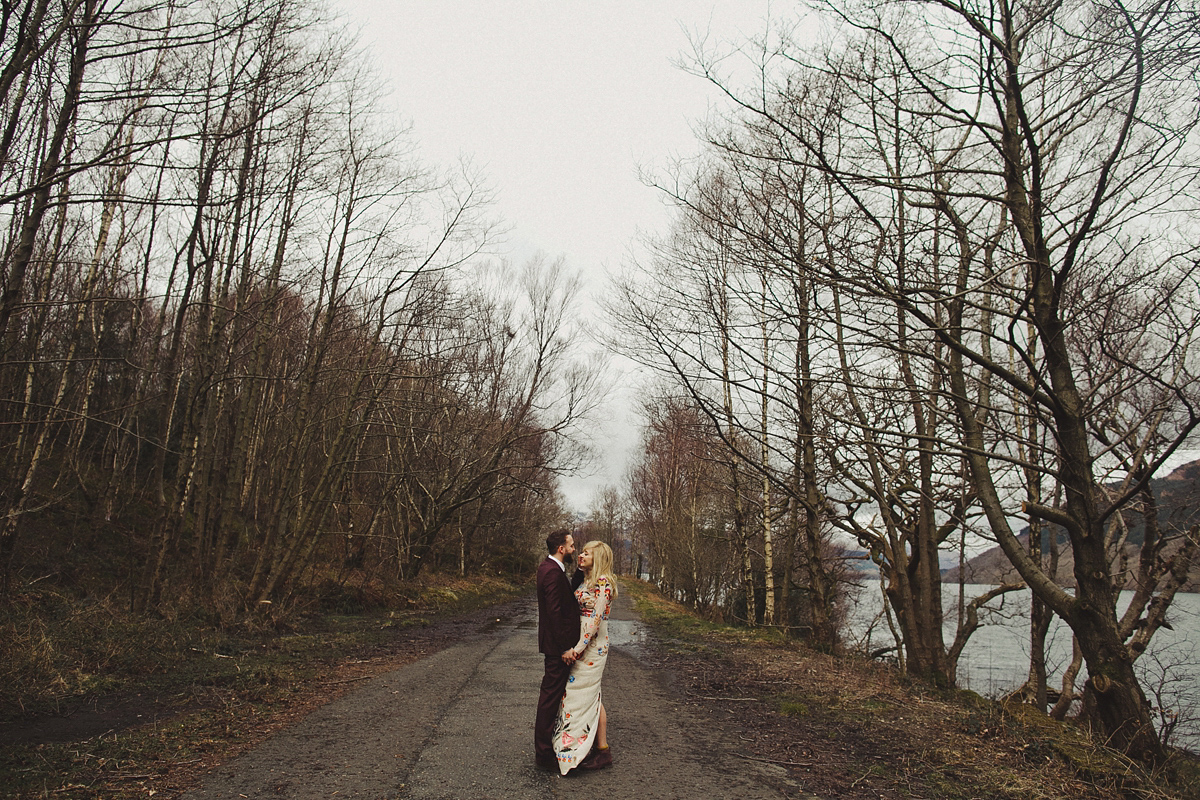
left=181, top=593, right=816, bottom=800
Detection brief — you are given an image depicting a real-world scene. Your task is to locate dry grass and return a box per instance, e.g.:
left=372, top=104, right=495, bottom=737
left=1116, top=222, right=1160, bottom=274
left=0, top=574, right=527, bottom=799
left=622, top=578, right=1200, bottom=800
left=9, top=575, right=1197, bottom=800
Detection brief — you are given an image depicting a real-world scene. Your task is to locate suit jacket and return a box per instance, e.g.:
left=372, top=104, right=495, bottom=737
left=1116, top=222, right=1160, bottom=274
left=536, top=556, right=582, bottom=656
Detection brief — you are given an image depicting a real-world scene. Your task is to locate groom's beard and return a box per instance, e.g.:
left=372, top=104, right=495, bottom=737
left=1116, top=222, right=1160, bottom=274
left=562, top=552, right=574, bottom=566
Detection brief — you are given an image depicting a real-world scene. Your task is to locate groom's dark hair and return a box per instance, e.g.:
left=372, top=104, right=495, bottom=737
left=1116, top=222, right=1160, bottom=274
left=545, top=528, right=571, bottom=554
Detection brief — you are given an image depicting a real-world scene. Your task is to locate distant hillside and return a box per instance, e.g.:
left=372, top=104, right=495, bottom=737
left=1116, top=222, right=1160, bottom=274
left=942, top=459, right=1200, bottom=591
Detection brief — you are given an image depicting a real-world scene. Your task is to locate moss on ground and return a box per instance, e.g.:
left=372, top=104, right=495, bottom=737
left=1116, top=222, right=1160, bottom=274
left=0, top=574, right=527, bottom=799
left=622, top=577, right=1200, bottom=800
left=8, top=575, right=1197, bottom=800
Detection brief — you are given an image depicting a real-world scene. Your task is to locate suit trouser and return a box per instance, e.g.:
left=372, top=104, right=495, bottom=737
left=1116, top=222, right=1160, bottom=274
left=535, top=654, right=572, bottom=763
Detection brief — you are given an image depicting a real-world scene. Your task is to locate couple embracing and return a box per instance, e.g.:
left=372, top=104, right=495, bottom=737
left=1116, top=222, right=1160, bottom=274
left=534, top=529, right=617, bottom=775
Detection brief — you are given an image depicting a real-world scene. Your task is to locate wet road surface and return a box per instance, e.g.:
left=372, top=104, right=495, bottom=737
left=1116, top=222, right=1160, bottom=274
left=182, top=592, right=814, bottom=799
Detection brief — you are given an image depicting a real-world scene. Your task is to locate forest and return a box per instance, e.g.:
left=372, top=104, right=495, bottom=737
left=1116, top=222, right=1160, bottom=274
left=609, top=0, right=1200, bottom=765
left=2, top=0, right=1199, bottom=771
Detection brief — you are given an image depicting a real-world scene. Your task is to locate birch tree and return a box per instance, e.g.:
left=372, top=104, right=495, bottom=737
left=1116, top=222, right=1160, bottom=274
left=685, top=0, right=1200, bottom=760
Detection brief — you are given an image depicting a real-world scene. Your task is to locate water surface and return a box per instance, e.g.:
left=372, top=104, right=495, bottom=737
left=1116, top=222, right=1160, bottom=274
left=844, top=581, right=1200, bottom=752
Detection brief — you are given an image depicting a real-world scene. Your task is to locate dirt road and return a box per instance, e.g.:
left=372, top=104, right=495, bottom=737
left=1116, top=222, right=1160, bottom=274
left=181, top=593, right=815, bottom=800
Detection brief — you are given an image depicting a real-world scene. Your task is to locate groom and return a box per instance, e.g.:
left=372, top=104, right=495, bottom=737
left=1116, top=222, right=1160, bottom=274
left=534, top=528, right=583, bottom=770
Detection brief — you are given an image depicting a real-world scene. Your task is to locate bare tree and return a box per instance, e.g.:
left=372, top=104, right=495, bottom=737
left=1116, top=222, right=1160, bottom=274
left=627, top=393, right=740, bottom=614
left=680, top=0, right=1200, bottom=760
left=0, top=0, right=599, bottom=621
left=586, top=486, right=631, bottom=573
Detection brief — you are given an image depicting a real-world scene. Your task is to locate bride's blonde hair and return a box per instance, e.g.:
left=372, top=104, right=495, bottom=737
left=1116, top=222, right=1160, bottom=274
left=581, top=540, right=618, bottom=598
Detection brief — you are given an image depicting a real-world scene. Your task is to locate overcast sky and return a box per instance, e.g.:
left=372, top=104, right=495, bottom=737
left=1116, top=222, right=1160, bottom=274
left=330, top=1, right=781, bottom=511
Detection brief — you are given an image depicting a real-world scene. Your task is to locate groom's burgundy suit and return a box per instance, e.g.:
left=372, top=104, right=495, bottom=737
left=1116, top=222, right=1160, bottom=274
left=534, top=556, right=582, bottom=767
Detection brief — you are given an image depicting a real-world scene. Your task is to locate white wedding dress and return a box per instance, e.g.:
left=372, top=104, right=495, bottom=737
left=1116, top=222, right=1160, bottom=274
left=551, top=576, right=613, bottom=774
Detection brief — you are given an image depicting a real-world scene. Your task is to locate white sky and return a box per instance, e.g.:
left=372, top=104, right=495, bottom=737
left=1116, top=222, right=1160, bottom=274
left=331, top=1, right=782, bottom=511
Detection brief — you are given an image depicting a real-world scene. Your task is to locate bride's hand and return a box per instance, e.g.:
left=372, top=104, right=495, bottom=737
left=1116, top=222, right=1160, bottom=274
left=582, top=595, right=596, bottom=610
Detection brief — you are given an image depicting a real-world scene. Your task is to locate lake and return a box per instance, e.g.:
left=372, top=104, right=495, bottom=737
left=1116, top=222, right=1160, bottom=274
left=844, top=581, right=1200, bottom=753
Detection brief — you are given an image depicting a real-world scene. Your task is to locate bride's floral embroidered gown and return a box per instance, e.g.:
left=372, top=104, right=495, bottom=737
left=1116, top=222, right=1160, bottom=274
left=552, top=575, right=613, bottom=774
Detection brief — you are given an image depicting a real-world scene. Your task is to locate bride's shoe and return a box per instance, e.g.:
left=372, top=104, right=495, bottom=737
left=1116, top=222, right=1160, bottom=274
left=581, top=746, right=613, bottom=769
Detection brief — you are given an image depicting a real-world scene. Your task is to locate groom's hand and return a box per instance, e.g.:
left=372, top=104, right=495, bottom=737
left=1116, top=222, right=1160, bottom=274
left=561, top=649, right=576, bottom=665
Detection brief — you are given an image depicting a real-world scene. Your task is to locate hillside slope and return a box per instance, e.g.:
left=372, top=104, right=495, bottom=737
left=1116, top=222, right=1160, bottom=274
left=944, top=460, right=1200, bottom=590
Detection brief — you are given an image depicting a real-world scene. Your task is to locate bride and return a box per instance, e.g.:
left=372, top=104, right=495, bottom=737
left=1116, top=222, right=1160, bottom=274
left=553, top=540, right=617, bottom=773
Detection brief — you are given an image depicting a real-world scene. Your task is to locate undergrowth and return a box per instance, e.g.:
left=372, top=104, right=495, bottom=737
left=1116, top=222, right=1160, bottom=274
left=622, top=577, right=1200, bottom=800
left=621, top=578, right=785, bottom=648
left=0, top=573, right=526, bottom=799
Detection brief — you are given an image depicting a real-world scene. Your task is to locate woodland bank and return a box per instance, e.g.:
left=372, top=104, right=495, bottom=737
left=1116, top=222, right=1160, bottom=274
left=622, top=581, right=1199, bottom=800
left=0, top=575, right=527, bottom=799
left=3, top=577, right=1198, bottom=799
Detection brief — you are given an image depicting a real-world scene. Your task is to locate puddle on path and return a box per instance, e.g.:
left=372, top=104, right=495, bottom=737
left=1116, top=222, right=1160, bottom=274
left=512, top=616, right=648, bottom=651
left=607, top=618, right=649, bottom=651
left=509, top=594, right=650, bottom=652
